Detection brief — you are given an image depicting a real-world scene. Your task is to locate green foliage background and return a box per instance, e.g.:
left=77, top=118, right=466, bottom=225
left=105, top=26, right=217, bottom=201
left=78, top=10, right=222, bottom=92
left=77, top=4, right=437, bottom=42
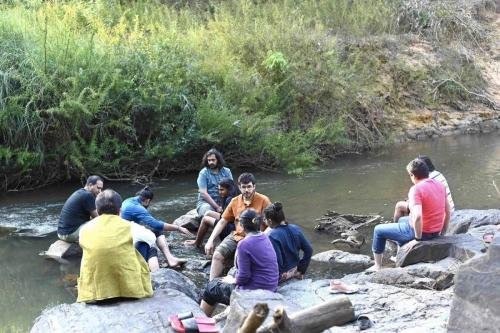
left=0, top=0, right=493, bottom=190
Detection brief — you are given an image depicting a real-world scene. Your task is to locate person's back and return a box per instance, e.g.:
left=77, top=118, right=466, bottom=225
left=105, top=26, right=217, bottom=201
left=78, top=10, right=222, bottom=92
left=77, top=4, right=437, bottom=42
left=268, top=224, right=313, bottom=275
left=236, top=232, right=278, bottom=292
left=57, top=175, right=103, bottom=242
left=58, top=188, right=94, bottom=235
left=77, top=190, right=152, bottom=303
left=409, top=178, right=446, bottom=233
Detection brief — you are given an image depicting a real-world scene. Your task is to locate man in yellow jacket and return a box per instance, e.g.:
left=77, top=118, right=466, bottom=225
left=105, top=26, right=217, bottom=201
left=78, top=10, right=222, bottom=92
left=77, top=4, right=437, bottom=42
left=77, top=189, right=153, bottom=303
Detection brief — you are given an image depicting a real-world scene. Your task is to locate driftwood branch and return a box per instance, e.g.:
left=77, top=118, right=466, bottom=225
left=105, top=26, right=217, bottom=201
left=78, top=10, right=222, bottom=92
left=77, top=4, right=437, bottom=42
left=255, top=296, right=355, bottom=333
left=432, top=78, right=498, bottom=109
left=238, top=303, right=269, bottom=333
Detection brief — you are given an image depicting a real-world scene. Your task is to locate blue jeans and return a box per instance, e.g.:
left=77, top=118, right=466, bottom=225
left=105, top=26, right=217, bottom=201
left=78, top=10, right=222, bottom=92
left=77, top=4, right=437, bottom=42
left=372, top=217, right=415, bottom=254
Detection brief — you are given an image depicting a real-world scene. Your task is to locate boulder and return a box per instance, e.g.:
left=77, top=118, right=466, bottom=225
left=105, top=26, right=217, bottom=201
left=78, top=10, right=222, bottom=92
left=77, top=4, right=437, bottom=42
left=172, top=209, right=201, bottom=231
left=395, top=234, right=484, bottom=267
left=339, top=257, right=460, bottom=290
left=151, top=268, right=200, bottom=301
left=448, top=233, right=500, bottom=333
left=31, top=288, right=205, bottom=333
left=278, top=278, right=453, bottom=332
left=39, top=240, right=82, bottom=263
left=222, top=289, right=303, bottom=333
left=312, top=250, right=373, bottom=271
left=447, top=209, right=500, bottom=234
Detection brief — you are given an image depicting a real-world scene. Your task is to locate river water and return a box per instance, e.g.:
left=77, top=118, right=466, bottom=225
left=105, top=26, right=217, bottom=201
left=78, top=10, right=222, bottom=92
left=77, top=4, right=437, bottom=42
left=1, top=133, right=499, bottom=332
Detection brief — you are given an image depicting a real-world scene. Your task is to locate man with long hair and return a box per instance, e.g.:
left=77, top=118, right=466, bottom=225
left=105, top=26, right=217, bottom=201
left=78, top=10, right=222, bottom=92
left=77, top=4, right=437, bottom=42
left=196, top=148, right=233, bottom=217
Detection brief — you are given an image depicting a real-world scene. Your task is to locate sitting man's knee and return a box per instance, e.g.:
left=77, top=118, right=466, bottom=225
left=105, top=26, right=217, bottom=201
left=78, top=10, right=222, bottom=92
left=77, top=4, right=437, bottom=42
left=212, top=251, right=224, bottom=262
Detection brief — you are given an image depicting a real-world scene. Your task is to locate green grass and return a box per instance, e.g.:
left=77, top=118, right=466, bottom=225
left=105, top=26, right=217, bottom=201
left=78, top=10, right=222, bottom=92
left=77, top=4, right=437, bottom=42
left=0, top=0, right=492, bottom=190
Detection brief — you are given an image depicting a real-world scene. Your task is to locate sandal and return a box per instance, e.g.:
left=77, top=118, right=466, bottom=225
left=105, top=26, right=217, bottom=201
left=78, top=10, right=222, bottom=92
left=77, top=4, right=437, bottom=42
left=329, top=280, right=359, bottom=294
left=357, top=315, right=373, bottom=330
left=483, top=232, right=495, bottom=244
left=169, top=312, right=219, bottom=333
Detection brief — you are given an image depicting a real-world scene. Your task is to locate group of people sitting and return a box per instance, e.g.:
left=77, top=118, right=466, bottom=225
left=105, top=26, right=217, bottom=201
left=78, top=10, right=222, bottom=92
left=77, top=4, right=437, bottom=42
left=57, top=149, right=313, bottom=313
left=57, top=148, right=465, bottom=315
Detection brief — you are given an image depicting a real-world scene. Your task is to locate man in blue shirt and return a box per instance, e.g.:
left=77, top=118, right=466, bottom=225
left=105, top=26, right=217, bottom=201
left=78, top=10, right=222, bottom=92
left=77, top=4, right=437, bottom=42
left=197, top=148, right=233, bottom=217
left=121, top=187, right=192, bottom=267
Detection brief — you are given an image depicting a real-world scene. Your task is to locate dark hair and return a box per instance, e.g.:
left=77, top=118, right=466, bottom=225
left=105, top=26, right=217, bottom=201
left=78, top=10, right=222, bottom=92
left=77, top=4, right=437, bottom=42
left=238, top=172, right=256, bottom=185
left=417, top=155, right=435, bottom=172
left=96, top=189, right=122, bottom=215
left=86, top=175, right=103, bottom=186
left=136, top=186, right=154, bottom=201
left=218, top=178, right=239, bottom=197
left=406, top=159, right=429, bottom=179
left=264, top=202, right=286, bottom=227
left=202, top=148, right=225, bottom=168
left=239, top=208, right=261, bottom=233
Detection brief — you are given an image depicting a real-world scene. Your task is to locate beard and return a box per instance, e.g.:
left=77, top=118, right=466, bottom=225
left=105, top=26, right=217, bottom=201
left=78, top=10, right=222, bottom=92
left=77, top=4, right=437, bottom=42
left=208, top=163, right=218, bottom=169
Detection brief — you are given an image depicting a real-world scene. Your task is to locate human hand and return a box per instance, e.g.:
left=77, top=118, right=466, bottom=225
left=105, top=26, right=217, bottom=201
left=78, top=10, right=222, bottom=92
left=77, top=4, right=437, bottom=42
left=178, top=226, right=194, bottom=237
left=221, top=275, right=236, bottom=284
left=216, top=206, right=223, bottom=213
left=205, top=240, right=214, bottom=256
left=294, top=271, right=304, bottom=280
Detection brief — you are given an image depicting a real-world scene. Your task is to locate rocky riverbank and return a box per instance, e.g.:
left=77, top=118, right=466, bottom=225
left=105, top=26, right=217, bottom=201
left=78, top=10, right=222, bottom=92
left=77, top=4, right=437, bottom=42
left=31, top=209, right=500, bottom=332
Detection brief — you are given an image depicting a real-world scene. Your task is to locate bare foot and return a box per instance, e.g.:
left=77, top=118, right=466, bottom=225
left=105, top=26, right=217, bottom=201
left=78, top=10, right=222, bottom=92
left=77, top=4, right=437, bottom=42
left=167, top=257, right=187, bottom=268
left=365, top=264, right=381, bottom=273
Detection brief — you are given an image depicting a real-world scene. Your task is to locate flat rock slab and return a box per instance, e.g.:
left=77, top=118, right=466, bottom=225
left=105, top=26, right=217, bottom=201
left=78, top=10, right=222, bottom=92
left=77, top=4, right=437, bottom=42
left=39, top=240, right=82, bottom=263
left=31, top=288, right=207, bottom=333
left=395, top=233, right=484, bottom=267
left=173, top=209, right=201, bottom=231
left=278, top=278, right=453, bottom=333
left=447, top=209, right=500, bottom=234
left=312, top=250, right=373, bottom=271
left=448, top=235, right=500, bottom=332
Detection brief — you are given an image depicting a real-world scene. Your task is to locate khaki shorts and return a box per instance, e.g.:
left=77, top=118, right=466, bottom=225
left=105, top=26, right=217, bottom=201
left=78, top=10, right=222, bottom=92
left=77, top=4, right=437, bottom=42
left=58, top=223, right=87, bottom=243
left=215, top=231, right=238, bottom=260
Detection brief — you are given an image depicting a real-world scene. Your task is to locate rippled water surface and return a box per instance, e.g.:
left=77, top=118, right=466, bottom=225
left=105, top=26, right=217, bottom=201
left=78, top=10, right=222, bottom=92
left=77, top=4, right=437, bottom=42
left=1, top=133, right=499, bottom=331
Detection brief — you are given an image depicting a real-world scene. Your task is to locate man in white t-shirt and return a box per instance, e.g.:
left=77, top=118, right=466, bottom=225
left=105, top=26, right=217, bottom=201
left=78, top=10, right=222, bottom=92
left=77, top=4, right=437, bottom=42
left=393, top=155, right=454, bottom=223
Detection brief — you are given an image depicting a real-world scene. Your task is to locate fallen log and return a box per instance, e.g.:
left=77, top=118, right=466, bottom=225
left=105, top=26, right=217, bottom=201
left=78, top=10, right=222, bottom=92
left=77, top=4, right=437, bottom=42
left=238, top=303, right=269, bottom=333
left=238, top=296, right=355, bottom=333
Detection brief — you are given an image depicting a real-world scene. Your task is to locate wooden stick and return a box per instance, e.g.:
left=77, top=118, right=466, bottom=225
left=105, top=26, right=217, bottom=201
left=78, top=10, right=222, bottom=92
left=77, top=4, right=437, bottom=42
left=238, top=303, right=269, bottom=333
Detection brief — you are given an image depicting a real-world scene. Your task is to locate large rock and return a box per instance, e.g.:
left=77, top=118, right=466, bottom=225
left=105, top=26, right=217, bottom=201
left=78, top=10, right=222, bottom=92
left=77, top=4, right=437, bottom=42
left=222, top=289, right=303, bottom=333
left=447, top=209, right=500, bottom=234
left=395, top=234, right=484, bottom=267
left=340, top=257, right=460, bottom=290
left=39, top=240, right=82, bottom=264
left=278, top=278, right=453, bottom=332
left=31, top=289, right=205, bottom=333
left=448, top=233, right=500, bottom=332
left=314, top=212, right=383, bottom=236
left=151, top=268, right=200, bottom=301
left=312, top=250, right=373, bottom=271
left=172, top=209, right=201, bottom=231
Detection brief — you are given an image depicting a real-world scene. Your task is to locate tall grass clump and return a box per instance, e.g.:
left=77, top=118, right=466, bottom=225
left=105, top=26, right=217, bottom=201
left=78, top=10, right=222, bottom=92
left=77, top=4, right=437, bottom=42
left=0, top=0, right=494, bottom=191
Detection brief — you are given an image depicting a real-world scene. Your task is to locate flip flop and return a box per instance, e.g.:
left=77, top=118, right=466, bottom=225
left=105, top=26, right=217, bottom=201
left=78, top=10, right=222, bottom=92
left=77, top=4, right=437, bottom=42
left=357, top=315, right=373, bottom=330
left=329, top=280, right=359, bottom=294
left=169, top=312, right=219, bottom=333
